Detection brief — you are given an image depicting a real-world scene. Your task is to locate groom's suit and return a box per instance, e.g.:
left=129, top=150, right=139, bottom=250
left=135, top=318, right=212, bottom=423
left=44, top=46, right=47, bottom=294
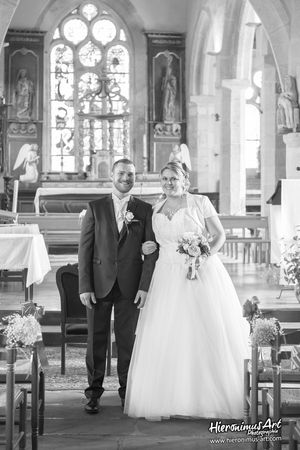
left=78, top=194, right=158, bottom=400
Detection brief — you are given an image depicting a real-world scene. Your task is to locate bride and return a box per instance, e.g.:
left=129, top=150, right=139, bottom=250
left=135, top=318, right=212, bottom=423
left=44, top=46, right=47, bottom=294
left=124, top=161, right=249, bottom=420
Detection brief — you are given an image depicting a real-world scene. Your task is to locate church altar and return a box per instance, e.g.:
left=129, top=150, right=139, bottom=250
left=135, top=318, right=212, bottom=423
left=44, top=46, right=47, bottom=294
left=268, top=179, right=300, bottom=264
left=34, top=185, right=163, bottom=213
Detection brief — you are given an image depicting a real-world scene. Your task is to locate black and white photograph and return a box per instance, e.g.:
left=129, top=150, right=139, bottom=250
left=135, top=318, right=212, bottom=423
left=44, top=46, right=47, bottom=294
left=0, top=1, right=300, bottom=449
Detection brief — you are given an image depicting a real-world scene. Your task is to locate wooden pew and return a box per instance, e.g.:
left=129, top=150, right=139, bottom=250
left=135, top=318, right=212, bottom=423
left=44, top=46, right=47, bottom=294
left=219, top=215, right=270, bottom=264
left=17, top=212, right=271, bottom=260
left=18, top=213, right=81, bottom=251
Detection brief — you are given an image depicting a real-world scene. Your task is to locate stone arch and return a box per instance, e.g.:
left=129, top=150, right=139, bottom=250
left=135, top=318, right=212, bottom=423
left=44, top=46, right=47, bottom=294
left=0, top=0, right=20, bottom=52
left=188, top=10, right=210, bottom=96
left=236, top=2, right=258, bottom=81
left=248, top=0, right=289, bottom=87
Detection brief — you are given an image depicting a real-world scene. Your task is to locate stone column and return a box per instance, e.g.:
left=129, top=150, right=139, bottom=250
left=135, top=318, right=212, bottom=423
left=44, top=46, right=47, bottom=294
left=283, top=132, right=300, bottom=178
left=260, top=63, right=277, bottom=215
left=220, top=78, right=249, bottom=214
left=188, top=95, right=219, bottom=192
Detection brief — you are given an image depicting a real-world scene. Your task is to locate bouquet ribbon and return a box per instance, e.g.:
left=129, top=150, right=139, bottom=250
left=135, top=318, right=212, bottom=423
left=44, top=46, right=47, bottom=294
left=190, top=258, right=197, bottom=279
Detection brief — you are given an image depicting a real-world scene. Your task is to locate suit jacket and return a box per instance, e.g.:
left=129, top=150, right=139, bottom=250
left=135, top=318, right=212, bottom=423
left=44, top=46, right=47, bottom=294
left=78, top=194, right=158, bottom=300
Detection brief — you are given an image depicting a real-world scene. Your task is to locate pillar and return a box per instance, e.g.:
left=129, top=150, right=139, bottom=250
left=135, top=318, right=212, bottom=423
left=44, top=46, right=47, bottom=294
left=188, top=95, right=219, bottom=192
left=220, top=78, right=249, bottom=214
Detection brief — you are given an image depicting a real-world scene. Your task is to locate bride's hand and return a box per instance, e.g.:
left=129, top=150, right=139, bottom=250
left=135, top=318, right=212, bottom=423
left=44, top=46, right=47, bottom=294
left=142, top=241, right=157, bottom=255
left=196, top=255, right=208, bottom=270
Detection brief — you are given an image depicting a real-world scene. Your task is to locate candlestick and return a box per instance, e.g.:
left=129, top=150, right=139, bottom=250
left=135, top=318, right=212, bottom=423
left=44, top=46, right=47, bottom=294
left=12, top=179, right=19, bottom=213
left=143, top=134, right=147, bottom=159
left=293, top=108, right=299, bottom=132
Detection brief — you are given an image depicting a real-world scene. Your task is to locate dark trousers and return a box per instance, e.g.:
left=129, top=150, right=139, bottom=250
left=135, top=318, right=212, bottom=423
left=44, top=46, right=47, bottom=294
left=85, top=281, right=139, bottom=400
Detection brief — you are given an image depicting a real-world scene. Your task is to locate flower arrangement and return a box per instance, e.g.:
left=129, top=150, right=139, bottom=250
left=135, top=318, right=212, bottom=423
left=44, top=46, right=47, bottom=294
left=281, top=234, right=300, bottom=285
left=2, top=313, right=42, bottom=348
left=251, top=317, right=282, bottom=347
left=21, top=301, right=44, bottom=320
left=242, top=296, right=262, bottom=333
left=177, top=231, right=211, bottom=280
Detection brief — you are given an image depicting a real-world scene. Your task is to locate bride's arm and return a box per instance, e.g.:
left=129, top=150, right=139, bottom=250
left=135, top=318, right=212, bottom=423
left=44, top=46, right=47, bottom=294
left=205, top=215, right=226, bottom=256
left=142, top=241, right=157, bottom=255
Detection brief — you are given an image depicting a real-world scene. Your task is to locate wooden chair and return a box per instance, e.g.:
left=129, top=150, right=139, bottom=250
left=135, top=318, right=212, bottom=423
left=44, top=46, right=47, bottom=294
left=244, top=307, right=300, bottom=427
left=0, top=344, right=45, bottom=450
left=56, top=263, right=113, bottom=376
left=244, top=329, right=300, bottom=420
left=261, top=333, right=300, bottom=449
left=0, top=348, right=27, bottom=450
left=289, top=419, right=300, bottom=449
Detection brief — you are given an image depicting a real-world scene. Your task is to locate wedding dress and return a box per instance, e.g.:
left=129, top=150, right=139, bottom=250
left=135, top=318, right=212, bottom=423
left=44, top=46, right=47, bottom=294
left=124, top=193, right=250, bottom=420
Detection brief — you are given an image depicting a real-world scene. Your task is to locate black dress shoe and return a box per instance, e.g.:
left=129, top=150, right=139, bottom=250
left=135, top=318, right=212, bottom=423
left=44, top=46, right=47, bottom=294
left=84, top=398, right=100, bottom=414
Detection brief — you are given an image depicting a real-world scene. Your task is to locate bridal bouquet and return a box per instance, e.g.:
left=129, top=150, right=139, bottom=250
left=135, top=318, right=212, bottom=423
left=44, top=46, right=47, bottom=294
left=177, top=231, right=210, bottom=280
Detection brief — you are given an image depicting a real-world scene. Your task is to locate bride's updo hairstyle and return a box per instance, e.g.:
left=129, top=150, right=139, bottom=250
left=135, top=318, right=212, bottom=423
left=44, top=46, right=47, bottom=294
left=160, top=161, right=191, bottom=193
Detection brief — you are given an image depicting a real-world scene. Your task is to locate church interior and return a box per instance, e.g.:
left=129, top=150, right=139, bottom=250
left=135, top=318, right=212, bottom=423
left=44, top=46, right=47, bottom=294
left=0, top=0, right=300, bottom=449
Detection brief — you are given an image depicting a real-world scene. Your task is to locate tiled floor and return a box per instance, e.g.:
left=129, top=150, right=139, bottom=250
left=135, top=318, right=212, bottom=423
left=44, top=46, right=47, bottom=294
left=0, top=253, right=294, bottom=312
left=0, top=254, right=297, bottom=449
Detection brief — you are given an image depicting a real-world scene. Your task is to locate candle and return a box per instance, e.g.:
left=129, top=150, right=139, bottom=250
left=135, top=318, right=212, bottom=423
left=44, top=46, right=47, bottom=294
left=293, top=108, right=300, bottom=132
left=12, top=179, right=19, bottom=213
left=143, top=134, right=147, bottom=158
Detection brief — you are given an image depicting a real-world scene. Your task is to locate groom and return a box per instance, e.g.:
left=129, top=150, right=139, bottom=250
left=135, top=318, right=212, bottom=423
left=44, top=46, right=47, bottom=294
left=78, top=158, right=158, bottom=413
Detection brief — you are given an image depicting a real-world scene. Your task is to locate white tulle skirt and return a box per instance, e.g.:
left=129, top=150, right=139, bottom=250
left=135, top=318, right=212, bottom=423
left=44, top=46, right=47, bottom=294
left=124, top=254, right=250, bottom=420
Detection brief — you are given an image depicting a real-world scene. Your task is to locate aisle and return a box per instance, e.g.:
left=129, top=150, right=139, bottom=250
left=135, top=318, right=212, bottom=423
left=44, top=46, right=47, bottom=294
left=39, top=390, right=252, bottom=450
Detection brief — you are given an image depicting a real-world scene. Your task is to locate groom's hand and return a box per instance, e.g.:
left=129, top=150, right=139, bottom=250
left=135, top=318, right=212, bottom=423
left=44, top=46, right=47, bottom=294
left=80, top=292, right=97, bottom=309
left=134, top=290, right=147, bottom=309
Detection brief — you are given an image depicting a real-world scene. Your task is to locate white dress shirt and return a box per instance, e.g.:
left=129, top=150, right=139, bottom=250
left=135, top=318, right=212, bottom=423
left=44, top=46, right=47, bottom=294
left=112, top=193, right=131, bottom=232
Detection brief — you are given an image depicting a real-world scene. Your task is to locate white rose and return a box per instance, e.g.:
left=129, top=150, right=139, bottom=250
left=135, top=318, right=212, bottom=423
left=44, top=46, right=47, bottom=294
left=125, top=211, right=134, bottom=222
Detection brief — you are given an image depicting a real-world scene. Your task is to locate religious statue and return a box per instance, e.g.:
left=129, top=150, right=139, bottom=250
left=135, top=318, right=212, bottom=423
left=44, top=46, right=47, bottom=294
left=277, top=75, right=299, bottom=133
left=161, top=54, right=177, bottom=123
left=169, top=143, right=192, bottom=171
left=14, top=68, right=34, bottom=119
left=13, top=143, right=40, bottom=183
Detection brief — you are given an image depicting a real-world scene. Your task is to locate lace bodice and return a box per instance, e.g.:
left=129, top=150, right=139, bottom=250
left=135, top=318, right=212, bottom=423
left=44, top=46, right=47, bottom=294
left=152, top=194, right=217, bottom=265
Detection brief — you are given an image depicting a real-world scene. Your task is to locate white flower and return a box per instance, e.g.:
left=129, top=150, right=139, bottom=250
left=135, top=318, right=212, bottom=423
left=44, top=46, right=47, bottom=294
left=3, top=314, right=42, bottom=348
left=79, top=209, right=87, bottom=226
left=182, top=231, right=197, bottom=241
left=79, top=209, right=87, bottom=219
left=124, top=211, right=134, bottom=223
left=187, top=245, right=201, bottom=257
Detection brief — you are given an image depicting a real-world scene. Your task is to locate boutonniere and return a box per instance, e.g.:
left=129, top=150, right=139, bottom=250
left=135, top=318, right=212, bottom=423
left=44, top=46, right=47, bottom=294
left=122, top=210, right=139, bottom=233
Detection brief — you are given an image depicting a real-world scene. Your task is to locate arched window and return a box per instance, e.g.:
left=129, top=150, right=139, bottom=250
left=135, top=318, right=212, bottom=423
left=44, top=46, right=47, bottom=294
left=49, top=3, right=130, bottom=178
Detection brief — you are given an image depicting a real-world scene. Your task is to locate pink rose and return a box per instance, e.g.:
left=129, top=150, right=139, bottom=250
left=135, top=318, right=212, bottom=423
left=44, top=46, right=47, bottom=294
left=187, top=245, right=201, bottom=257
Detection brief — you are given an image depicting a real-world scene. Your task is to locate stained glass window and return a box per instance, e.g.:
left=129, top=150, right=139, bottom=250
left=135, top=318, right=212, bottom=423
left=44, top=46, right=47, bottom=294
left=50, top=3, right=130, bottom=175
